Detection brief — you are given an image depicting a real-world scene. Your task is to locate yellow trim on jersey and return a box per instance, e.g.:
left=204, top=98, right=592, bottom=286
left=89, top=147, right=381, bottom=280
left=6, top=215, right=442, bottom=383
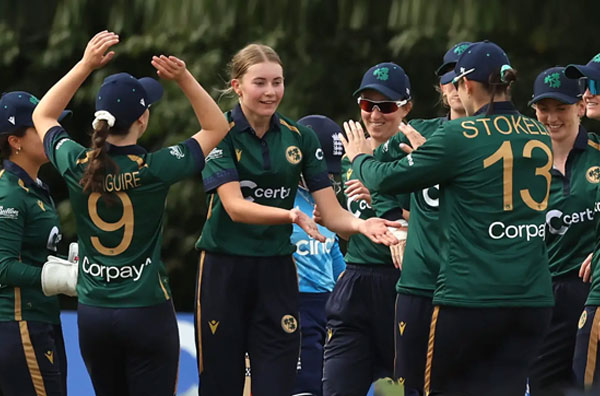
left=196, top=251, right=206, bottom=374
left=0, top=169, right=4, bottom=179
left=19, top=321, right=48, bottom=396
left=588, top=140, right=600, bottom=151
left=206, top=194, right=215, bottom=220
left=127, top=154, right=148, bottom=170
left=158, top=274, right=170, bottom=300
left=229, top=121, right=236, bottom=129
left=14, top=287, right=22, bottom=321
left=18, top=179, right=29, bottom=192
left=424, top=306, right=440, bottom=396
left=76, top=151, right=93, bottom=165
left=584, top=307, right=600, bottom=389
left=280, top=119, right=300, bottom=135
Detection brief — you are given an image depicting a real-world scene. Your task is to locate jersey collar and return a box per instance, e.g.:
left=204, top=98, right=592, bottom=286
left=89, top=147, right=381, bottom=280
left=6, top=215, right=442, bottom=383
left=231, top=104, right=281, bottom=136
left=573, top=125, right=589, bottom=151
left=106, top=143, right=148, bottom=156
left=2, top=159, right=51, bottom=194
left=473, top=101, right=519, bottom=116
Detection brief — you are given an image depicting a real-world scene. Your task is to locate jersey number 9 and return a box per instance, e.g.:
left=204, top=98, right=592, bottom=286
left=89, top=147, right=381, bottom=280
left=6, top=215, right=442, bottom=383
left=88, top=192, right=134, bottom=256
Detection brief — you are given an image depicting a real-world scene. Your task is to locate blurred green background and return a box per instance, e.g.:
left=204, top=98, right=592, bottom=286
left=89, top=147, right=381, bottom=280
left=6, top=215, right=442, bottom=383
left=2, top=0, right=599, bottom=311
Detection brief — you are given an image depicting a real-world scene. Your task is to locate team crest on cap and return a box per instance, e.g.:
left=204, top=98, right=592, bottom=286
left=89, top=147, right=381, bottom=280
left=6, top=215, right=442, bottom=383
left=579, top=310, right=587, bottom=329
left=544, top=73, right=561, bottom=88
left=593, top=53, right=600, bottom=63
left=454, top=44, right=469, bottom=55
left=373, top=67, right=389, bottom=81
left=586, top=166, right=600, bottom=183
left=281, top=314, right=298, bottom=333
left=286, top=146, right=302, bottom=164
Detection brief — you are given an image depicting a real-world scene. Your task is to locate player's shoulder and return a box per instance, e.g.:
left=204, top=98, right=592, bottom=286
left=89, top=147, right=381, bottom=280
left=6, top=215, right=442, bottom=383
left=586, top=131, right=600, bottom=152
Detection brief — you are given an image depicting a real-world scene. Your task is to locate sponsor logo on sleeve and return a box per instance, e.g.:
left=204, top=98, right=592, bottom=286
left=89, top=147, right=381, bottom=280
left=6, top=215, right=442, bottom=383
left=168, top=145, right=185, bottom=159
left=206, top=148, right=223, bottom=162
left=315, top=148, right=324, bottom=160
left=0, top=206, right=19, bottom=219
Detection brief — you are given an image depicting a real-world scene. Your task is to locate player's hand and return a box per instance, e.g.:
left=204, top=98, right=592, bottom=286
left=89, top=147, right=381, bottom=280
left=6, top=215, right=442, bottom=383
left=312, top=205, right=323, bottom=225
left=388, top=220, right=408, bottom=269
left=398, top=122, right=426, bottom=154
left=344, top=179, right=371, bottom=205
left=81, top=30, right=119, bottom=71
left=151, top=55, right=187, bottom=82
left=340, top=120, right=372, bottom=162
left=358, top=218, right=405, bottom=246
left=580, top=253, right=593, bottom=283
left=290, top=207, right=326, bottom=242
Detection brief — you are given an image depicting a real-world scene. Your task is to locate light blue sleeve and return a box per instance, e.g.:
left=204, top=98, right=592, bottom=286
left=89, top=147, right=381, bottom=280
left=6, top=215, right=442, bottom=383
left=330, top=238, right=346, bottom=280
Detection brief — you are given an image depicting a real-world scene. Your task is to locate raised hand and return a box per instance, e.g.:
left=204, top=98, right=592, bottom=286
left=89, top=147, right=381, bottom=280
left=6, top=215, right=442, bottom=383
left=290, top=207, right=326, bottom=242
left=398, top=122, right=426, bottom=154
left=151, top=55, right=187, bottom=82
left=81, top=30, right=119, bottom=71
left=340, top=120, right=372, bottom=162
left=344, top=179, right=371, bottom=205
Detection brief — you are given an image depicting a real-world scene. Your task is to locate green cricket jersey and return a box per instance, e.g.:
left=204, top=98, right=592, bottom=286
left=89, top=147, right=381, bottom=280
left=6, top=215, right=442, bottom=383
left=586, top=184, right=600, bottom=306
left=546, top=127, right=600, bottom=277
left=373, top=117, right=446, bottom=297
left=341, top=155, right=394, bottom=266
left=196, top=104, right=330, bottom=256
left=44, top=126, right=205, bottom=308
left=353, top=102, right=554, bottom=308
left=0, top=161, right=61, bottom=324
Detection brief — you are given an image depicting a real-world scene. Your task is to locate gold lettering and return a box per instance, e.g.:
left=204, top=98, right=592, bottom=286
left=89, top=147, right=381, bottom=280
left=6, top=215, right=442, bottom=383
left=133, top=172, right=141, bottom=188
left=510, top=116, right=528, bottom=134
left=124, top=173, right=134, bottom=190
left=104, top=174, right=114, bottom=192
left=462, top=120, right=479, bottom=138
left=103, top=172, right=142, bottom=192
left=522, top=118, right=539, bottom=135
left=475, top=118, right=492, bottom=136
left=493, top=116, right=513, bottom=135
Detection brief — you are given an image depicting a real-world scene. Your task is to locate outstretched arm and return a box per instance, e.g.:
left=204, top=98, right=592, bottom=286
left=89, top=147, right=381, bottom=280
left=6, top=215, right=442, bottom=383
left=151, top=55, right=229, bottom=157
left=33, top=30, right=119, bottom=139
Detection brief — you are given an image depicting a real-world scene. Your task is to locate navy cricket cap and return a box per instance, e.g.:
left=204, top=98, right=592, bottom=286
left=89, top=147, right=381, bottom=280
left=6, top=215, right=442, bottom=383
left=565, top=53, right=600, bottom=81
left=298, top=115, right=344, bottom=175
left=436, top=42, right=473, bottom=85
left=453, top=41, right=511, bottom=84
left=353, top=62, right=412, bottom=101
left=528, top=67, right=582, bottom=106
left=0, top=91, right=70, bottom=136
left=96, top=73, right=163, bottom=129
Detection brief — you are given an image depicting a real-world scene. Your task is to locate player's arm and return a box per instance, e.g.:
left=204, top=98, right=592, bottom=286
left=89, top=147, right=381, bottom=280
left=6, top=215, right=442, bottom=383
left=0, top=200, right=42, bottom=288
left=330, top=238, right=346, bottom=280
left=33, top=31, right=119, bottom=140
left=150, top=56, right=229, bottom=157
left=216, top=181, right=326, bottom=242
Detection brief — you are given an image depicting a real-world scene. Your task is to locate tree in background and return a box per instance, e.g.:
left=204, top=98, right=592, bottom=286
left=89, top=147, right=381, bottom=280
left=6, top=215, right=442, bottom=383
left=1, top=0, right=597, bottom=310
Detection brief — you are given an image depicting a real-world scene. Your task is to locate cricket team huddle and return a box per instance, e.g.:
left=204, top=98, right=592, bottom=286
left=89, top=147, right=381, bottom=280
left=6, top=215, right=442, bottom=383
left=2, top=28, right=600, bottom=396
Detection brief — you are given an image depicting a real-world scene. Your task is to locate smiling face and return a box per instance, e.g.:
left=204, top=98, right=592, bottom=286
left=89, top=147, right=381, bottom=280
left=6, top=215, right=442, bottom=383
left=583, top=88, right=600, bottom=120
left=359, top=90, right=411, bottom=146
left=534, top=98, right=584, bottom=142
left=232, top=61, right=284, bottom=120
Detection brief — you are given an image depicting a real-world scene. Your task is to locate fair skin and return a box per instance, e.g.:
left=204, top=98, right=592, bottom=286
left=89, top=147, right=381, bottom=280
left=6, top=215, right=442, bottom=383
left=231, top=61, right=284, bottom=137
left=441, top=82, right=467, bottom=120
left=32, top=31, right=229, bottom=158
left=6, top=128, right=47, bottom=179
left=218, top=62, right=401, bottom=245
left=579, top=87, right=600, bottom=283
left=534, top=98, right=585, bottom=174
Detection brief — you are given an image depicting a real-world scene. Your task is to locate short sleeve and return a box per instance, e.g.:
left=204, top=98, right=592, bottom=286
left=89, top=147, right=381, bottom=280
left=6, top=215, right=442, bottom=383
left=299, top=125, right=330, bottom=192
left=43, top=126, right=87, bottom=176
left=200, top=134, right=239, bottom=192
left=146, top=138, right=205, bottom=185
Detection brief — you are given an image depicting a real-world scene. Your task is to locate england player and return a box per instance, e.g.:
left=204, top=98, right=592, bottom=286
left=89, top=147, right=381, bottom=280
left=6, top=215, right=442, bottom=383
left=343, top=41, right=554, bottom=395
left=32, top=31, right=230, bottom=395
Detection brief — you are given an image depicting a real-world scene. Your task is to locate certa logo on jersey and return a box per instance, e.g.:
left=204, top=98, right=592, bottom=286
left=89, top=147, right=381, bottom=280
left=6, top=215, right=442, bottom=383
left=239, top=180, right=291, bottom=202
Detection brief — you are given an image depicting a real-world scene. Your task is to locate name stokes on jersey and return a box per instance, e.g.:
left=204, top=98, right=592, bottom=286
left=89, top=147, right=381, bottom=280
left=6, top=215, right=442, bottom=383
left=461, top=115, right=549, bottom=139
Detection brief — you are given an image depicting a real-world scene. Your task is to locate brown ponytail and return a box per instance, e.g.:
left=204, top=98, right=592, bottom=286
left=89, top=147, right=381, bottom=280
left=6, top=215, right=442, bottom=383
left=79, top=120, right=121, bottom=196
left=483, top=67, right=518, bottom=115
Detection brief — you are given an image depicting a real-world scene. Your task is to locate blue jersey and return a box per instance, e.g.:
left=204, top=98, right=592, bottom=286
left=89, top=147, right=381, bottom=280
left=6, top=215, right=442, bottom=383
left=291, top=187, right=345, bottom=293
